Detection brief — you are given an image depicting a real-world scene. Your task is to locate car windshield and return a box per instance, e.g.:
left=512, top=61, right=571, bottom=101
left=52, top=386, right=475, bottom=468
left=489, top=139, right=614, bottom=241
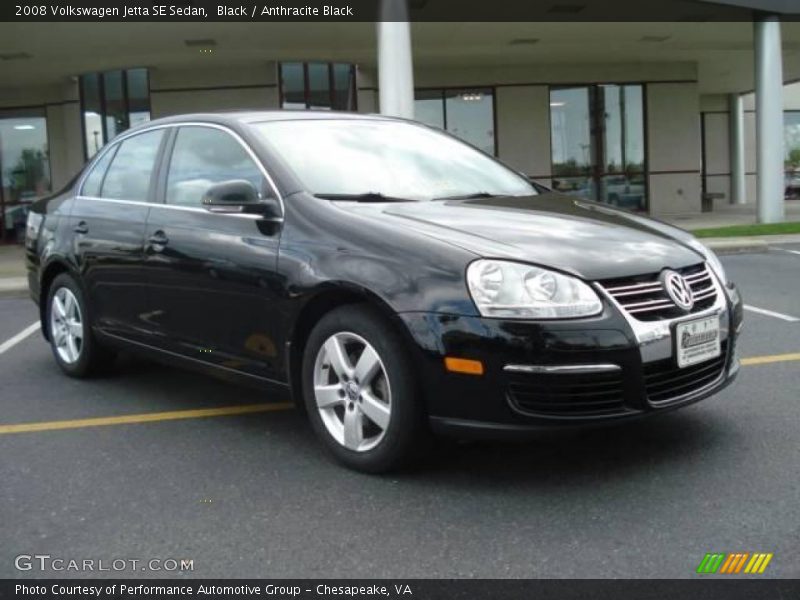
left=252, top=119, right=536, bottom=201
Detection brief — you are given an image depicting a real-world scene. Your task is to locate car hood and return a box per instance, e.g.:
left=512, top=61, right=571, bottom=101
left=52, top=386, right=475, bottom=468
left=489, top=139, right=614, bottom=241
left=335, top=192, right=704, bottom=281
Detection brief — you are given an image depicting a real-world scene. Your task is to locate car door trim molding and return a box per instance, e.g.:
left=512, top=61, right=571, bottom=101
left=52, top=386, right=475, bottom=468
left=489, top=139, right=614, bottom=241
left=76, top=121, right=285, bottom=220
left=73, top=195, right=279, bottom=221
left=98, top=330, right=290, bottom=388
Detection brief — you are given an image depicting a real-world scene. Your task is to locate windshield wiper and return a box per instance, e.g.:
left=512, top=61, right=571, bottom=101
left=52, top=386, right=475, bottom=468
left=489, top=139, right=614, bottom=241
left=433, top=192, right=503, bottom=201
left=314, top=192, right=417, bottom=203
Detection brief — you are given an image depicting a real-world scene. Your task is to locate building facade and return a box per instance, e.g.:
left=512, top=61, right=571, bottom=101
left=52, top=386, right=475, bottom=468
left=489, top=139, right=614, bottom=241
left=1, top=14, right=799, bottom=241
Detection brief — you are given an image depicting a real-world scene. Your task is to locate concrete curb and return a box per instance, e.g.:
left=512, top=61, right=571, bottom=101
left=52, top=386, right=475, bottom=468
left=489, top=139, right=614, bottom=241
left=703, top=239, right=770, bottom=255
left=702, top=233, right=800, bottom=255
left=0, top=277, right=28, bottom=298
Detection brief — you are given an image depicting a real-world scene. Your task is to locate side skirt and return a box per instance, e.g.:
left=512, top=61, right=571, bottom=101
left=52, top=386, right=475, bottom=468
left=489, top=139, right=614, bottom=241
left=95, top=329, right=292, bottom=394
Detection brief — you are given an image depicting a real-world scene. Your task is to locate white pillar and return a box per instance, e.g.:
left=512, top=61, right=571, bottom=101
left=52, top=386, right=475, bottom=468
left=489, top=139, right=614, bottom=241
left=754, top=14, right=785, bottom=223
left=377, top=0, right=414, bottom=119
left=729, top=93, right=746, bottom=205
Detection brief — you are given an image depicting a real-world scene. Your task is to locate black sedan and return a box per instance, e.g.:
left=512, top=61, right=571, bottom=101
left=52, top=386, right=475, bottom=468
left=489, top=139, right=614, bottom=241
left=25, top=112, right=742, bottom=472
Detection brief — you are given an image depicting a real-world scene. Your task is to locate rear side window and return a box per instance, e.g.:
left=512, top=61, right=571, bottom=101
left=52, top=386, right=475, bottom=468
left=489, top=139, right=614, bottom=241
left=100, top=129, right=165, bottom=202
left=80, top=146, right=117, bottom=197
left=165, top=126, right=267, bottom=207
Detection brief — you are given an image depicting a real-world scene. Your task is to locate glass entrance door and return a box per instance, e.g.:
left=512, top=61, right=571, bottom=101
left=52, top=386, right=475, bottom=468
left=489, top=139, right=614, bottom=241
left=0, top=109, right=51, bottom=242
left=550, top=84, right=646, bottom=211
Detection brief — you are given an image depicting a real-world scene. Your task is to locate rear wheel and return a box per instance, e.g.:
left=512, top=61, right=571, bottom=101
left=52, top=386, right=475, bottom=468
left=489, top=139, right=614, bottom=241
left=46, top=273, right=115, bottom=377
left=302, top=305, right=427, bottom=473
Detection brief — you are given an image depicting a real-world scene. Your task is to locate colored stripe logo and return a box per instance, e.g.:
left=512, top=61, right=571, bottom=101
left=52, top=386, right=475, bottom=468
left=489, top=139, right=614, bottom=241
left=697, top=553, right=773, bottom=574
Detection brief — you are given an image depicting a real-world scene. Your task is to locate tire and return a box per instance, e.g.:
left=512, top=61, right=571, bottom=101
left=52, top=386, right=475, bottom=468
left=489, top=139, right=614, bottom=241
left=45, top=273, right=115, bottom=377
left=301, top=304, right=427, bottom=473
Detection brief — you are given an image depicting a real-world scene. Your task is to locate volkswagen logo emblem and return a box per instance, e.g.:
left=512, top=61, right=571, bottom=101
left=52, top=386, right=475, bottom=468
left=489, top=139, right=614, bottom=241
left=345, top=380, right=360, bottom=402
left=661, top=270, right=695, bottom=311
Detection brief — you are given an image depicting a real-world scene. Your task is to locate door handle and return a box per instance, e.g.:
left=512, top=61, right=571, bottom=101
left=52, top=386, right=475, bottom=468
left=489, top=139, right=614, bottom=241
left=73, top=221, right=88, bottom=234
left=148, top=231, right=169, bottom=248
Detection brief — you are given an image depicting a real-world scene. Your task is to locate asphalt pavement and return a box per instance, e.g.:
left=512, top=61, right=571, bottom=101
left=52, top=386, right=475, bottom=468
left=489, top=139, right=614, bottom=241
left=0, top=246, right=798, bottom=579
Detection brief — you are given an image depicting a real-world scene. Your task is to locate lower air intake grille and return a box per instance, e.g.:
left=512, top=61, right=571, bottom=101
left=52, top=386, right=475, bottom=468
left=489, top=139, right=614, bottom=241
left=507, top=371, right=626, bottom=417
left=643, top=341, right=728, bottom=404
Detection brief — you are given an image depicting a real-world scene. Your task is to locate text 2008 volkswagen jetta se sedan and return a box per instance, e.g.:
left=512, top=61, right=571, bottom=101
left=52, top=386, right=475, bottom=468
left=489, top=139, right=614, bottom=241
left=26, top=112, right=743, bottom=472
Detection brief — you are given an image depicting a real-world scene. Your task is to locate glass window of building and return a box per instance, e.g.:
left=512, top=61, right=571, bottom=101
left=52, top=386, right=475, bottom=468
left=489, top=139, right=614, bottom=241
left=80, top=68, right=151, bottom=159
left=414, top=88, right=496, bottom=156
left=0, top=108, right=51, bottom=242
left=550, top=87, right=594, bottom=198
left=550, top=84, right=646, bottom=211
left=127, top=68, right=151, bottom=128
left=785, top=111, right=800, bottom=199
left=279, top=62, right=357, bottom=111
left=103, top=70, right=126, bottom=141
left=414, top=89, right=445, bottom=130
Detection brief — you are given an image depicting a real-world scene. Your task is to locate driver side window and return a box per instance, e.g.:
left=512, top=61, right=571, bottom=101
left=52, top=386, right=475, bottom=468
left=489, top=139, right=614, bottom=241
left=166, top=126, right=268, bottom=207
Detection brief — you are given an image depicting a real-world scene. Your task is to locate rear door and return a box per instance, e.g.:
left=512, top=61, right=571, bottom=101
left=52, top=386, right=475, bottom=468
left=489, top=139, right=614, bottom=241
left=143, top=124, right=284, bottom=380
left=71, top=128, right=167, bottom=340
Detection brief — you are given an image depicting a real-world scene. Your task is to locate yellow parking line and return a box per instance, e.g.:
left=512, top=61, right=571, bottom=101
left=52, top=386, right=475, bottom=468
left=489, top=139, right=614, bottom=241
left=741, top=352, right=800, bottom=366
left=0, top=351, right=797, bottom=437
left=0, top=402, right=294, bottom=435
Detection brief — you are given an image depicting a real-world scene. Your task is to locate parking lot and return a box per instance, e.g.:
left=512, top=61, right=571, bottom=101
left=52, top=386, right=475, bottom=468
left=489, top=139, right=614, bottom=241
left=1, top=246, right=799, bottom=579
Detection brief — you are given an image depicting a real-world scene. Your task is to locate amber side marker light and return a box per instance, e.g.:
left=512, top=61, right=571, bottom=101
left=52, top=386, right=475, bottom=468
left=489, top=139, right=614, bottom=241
left=444, top=357, right=485, bottom=375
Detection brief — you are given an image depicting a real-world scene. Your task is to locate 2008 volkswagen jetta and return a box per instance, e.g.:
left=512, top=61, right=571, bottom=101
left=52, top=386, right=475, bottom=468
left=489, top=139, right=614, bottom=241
left=25, top=112, right=743, bottom=472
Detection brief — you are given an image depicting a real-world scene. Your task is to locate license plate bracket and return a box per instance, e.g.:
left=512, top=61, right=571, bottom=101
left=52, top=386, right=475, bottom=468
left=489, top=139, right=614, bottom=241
left=675, top=315, right=721, bottom=368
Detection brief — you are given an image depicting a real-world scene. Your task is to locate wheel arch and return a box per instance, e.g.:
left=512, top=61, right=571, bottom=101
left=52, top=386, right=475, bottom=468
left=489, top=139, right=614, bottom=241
left=286, top=283, right=418, bottom=407
left=38, top=259, right=75, bottom=341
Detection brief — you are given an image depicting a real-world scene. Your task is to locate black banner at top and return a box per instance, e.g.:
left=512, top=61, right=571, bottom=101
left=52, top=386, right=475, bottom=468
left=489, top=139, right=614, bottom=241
left=3, top=0, right=800, bottom=22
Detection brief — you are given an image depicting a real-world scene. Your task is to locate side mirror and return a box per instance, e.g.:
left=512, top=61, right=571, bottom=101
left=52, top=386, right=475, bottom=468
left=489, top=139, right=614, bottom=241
left=202, top=179, right=282, bottom=219
left=527, top=177, right=552, bottom=194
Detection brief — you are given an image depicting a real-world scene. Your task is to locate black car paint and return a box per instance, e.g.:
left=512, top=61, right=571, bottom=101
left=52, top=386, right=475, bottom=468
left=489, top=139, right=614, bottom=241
left=26, top=112, right=742, bottom=435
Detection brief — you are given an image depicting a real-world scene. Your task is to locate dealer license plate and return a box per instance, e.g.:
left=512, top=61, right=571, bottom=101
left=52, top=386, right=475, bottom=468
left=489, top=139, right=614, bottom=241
left=675, top=315, right=721, bottom=368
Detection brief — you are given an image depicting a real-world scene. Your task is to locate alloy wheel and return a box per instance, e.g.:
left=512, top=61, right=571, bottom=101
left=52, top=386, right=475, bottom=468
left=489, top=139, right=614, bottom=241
left=313, top=331, right=392, bottom=452
left=50, top=287, right=84, bottom=364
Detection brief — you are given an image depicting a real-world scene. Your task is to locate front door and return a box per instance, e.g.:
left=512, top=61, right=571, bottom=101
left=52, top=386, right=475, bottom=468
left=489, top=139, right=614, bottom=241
left=143, top=125, right=284, bottom=380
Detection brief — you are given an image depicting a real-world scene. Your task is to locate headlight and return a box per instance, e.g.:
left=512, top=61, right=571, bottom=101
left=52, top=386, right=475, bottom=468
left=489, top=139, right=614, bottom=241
left=466, top=259, right=603, bottom=319
left=688, top=239, right=728, bottom=286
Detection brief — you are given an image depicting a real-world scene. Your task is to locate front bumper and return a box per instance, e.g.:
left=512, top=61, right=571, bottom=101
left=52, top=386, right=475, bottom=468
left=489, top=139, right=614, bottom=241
left=397, top=277, right=743, bottom=438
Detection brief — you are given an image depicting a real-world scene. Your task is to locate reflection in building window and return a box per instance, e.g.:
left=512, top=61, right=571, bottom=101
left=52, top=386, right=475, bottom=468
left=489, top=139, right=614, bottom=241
left=601, top=85, right=646, bottom=211
left=80, top=68, right=151, bottom=159
left=0, top=109, right=51, bottom=242
left=785, top=111, right=800, bottom=199
left=550, top=84, right=646, bottom=211
left=550, top=86, right=593, bottom=198
left=279, top=62, right=357, bottom=111
left=414, top=88, right=496, bottom=156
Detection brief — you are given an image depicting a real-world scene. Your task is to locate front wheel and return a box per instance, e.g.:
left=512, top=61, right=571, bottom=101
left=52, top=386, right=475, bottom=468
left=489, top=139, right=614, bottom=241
left=302, top=305, right=427, bottom=473
left=46, top=273, right=115, bottom=377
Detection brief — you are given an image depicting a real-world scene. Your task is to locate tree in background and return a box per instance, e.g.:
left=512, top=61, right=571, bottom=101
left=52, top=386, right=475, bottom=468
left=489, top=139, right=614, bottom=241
left=787, top=147, right=800, bottom=172
left=7, top=148, right=49, bottom=201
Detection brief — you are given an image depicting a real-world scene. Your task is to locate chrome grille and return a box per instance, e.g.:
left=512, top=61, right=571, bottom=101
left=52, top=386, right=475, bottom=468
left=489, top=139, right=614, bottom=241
left=599, top=263, right=718, bottom=321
